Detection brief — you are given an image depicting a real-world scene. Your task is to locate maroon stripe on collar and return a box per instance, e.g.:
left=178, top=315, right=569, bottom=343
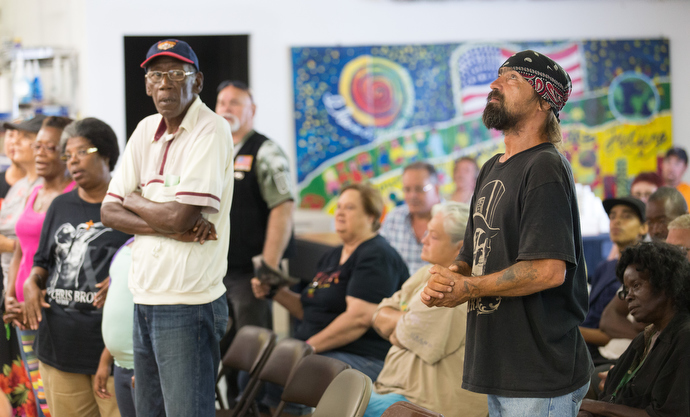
left=153, top=118, right=167, bottom=142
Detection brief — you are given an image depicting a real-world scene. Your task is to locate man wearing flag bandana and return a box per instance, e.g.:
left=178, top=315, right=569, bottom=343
left=422, top=50, right=593, bottom=416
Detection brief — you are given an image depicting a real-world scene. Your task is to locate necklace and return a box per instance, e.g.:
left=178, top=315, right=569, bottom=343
left=34, top=188, right=58, bottom=212
left=34, top=178, right=73, bottom=212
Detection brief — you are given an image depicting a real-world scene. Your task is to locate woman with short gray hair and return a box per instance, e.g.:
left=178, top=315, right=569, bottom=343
left=431, top=201, right=471, bottom=244
left=367, top=201, right=487, bottom=417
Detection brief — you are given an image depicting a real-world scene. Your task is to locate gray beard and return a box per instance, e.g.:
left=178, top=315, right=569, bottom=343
left=229, top=120, right=241, bottom=133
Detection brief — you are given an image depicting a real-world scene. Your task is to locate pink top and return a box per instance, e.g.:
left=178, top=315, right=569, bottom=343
left=14, top=181, right=76, bottom=302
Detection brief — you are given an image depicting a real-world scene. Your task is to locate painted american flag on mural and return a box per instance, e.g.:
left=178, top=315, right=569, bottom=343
left=455, top=43, right=585, bottom=118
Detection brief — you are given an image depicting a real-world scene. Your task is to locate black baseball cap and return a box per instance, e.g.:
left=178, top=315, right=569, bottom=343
left=140, top=39, right=199, bottom=71
left=2, top=114, right=48, bottom=133
left=665, top=147, right=688, bottom=165
left=603, top=196, right=646, bottom=223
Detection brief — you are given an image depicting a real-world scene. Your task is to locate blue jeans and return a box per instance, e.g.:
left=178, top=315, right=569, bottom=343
left=133, top=296, right=228, bottom=417
left=487, top=382, right=589, bottom=417
left=318, top=351, right=384, bottom=382
left=114, top=365, right=137, bottom=417
left=363, top=392, right=409, bottom=417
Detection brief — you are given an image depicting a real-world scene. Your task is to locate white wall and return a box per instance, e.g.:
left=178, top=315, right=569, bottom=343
left=8, top=0, right=690, bottom=179
left=1, top=0, right=84, bottom=47
left=0, top=0, right=86, bottom=112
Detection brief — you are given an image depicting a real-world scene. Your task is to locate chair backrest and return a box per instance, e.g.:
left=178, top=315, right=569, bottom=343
left=278, top=355, right=351, bottom=409
left=259, top=338, right=314, bottom=386
left=312, top=369, right=372, bottom=417
left=222, top=325, right=276, bottom=374
left=381, top=401, right=445, bottom=417
left=216, top=326, right=276, bottom=416
left=236, top=338, right=314, bottom=417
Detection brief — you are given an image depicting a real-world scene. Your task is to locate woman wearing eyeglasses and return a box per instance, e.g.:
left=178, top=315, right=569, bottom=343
left=3, top=116, right=75, bottom=417
left=578, top=241, right=690, bottom=417
left=22, top=118, right=131, bottom=417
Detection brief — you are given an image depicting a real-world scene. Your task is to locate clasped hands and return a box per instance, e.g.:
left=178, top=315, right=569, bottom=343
left=3, top=296, right=25, bottom=328
left=421, top=263, right=477, bottom=308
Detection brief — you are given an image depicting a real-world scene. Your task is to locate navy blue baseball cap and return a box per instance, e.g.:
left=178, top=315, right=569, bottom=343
left=140, top=39, right=199, bottom=71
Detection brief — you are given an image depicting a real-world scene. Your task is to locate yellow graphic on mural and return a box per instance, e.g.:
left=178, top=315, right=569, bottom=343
left=564, top=114, right=672, bottom=197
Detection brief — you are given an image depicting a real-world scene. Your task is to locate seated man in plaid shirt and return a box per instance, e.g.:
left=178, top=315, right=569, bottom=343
left=380, top=162, right=442, bottom=273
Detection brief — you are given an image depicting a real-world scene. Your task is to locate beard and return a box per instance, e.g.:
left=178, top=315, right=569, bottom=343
left=219, top=113, right=241, bottom=133
left=482, top=91, right=521, bottom=132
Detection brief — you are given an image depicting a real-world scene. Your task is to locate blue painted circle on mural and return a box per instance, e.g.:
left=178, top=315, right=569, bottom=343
left=608, top=71, right=660, bottom=123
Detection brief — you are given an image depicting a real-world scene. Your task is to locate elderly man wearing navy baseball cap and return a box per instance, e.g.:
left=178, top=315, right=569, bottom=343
left=102, top=39, right=234, bottom=417
left=422, top=50, right=593, bottom=416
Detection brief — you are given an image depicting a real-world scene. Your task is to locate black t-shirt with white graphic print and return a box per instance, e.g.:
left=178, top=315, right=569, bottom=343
left=458, top=142, right=592, bottom=397
left=294, top=234, right=409, bottom=361
left=34, top=189, right=132, bottom=375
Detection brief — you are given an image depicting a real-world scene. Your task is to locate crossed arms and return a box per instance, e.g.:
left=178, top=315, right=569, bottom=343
left=101, top=192, right=216, bottom=243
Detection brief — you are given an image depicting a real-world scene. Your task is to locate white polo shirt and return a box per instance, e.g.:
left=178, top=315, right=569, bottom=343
left=104, top=97, right=234, bottom=305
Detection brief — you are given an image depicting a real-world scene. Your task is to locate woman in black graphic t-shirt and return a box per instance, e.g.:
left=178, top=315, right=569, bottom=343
left=23, top=118, right=131, bottom=417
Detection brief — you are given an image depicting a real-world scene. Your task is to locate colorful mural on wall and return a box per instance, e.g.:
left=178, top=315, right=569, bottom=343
left=292, top=39, right=671, bottom=212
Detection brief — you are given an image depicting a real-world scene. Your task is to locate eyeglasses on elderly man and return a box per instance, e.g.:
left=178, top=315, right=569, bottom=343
left=145, top=69, right=195, bottom=83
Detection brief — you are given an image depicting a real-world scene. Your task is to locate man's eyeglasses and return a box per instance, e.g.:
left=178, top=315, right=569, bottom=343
left=403, top=184, right=434, bottom=194
left=31, top=143, right=59, bottom=154
left=61, top=147, right=98, bottom=161
left=145, top=70, right=195, bottom=83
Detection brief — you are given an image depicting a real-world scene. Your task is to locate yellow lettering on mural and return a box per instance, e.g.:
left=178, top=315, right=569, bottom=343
left=564, top=114, right=672, bottom=197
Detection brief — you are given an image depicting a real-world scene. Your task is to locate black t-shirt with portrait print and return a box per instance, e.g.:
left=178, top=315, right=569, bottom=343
left=458, top=142, right=593, bottom=397
left=33, top=189, right=132, bottom=375
left=294, top=234, right=409, bottom=360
